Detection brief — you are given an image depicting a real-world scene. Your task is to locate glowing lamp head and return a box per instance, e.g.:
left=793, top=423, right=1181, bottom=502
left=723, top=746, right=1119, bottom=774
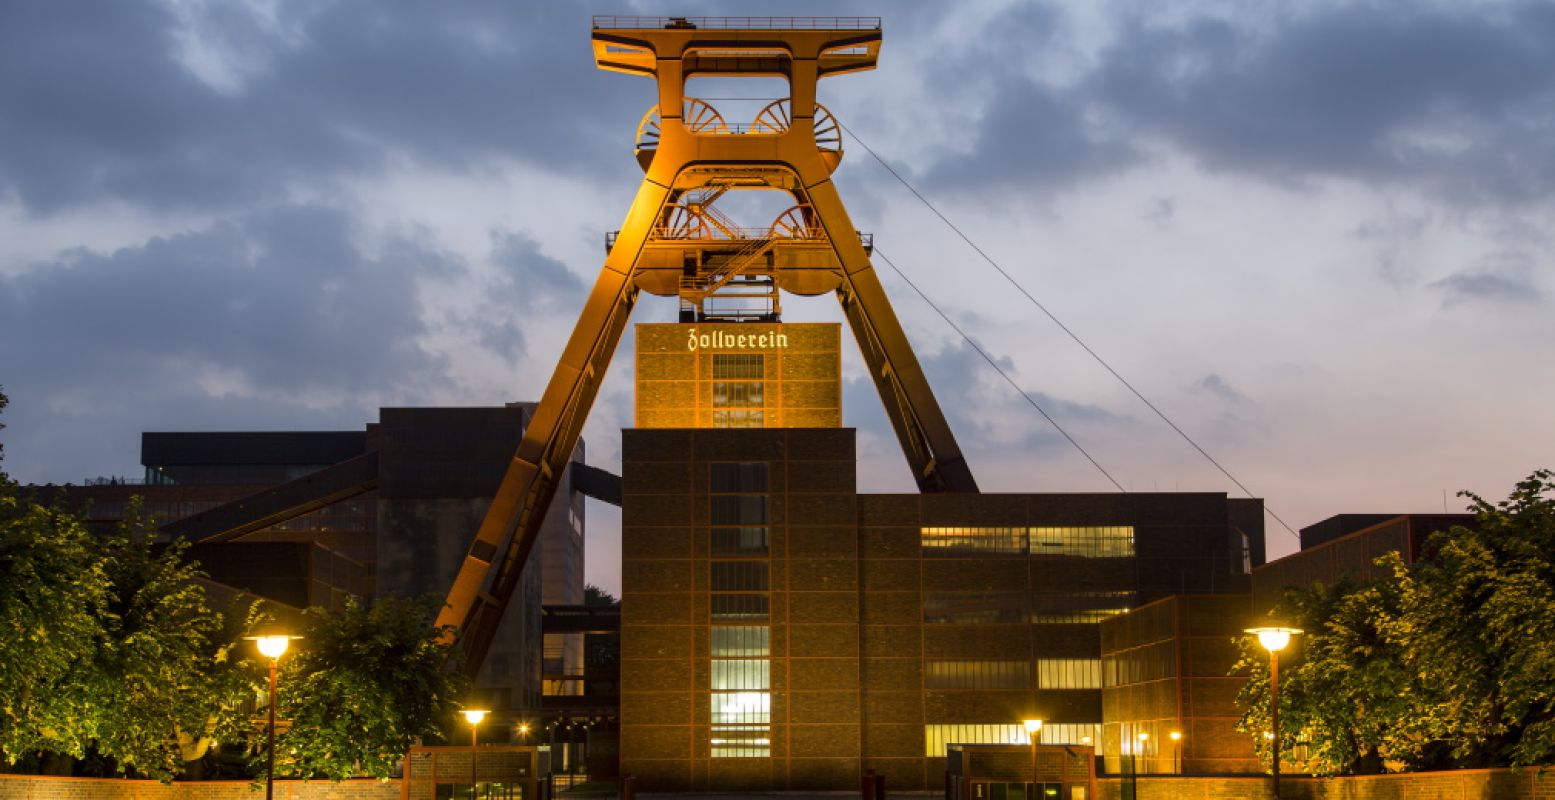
left=1169, top=731, right=1182, bottom=742
left=461, top=709, right=489, bottom=726
left=518, top=723, right=530, bottom=736
left=1137, top=732, right=1150, bottom=742
left=254, top=635, right=291, bottom=660
left=1023, top=719, right=1044, bottom=735
left=1245, top=626, right=1303, bottom=653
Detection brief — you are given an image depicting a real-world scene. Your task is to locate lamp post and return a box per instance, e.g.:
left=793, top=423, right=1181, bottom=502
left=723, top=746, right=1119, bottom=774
left=1023, top=719, right=1043, bottom=800
left=1247, top=627, right=1302, bottom=799
left=249, top=634, right=296, bottom=800
left=463, top=708, right=489, bottom=799
left=1168, top=730, right=1182, bottom=774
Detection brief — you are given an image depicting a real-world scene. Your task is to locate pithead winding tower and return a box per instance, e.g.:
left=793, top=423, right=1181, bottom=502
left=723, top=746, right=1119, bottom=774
left=439, top=16, right=977, bottom=676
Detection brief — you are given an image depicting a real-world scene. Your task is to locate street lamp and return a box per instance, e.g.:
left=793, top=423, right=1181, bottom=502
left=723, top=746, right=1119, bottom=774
left=1023, top=719, right=1043, bottom=800
left=1168, top=730, right=1182, bottom=774
left=517, top=722, right=531, bottom=744
left=463, top=708, right=489, bottom=799
left=248, top=634, right=297, bottom=800
left=1247, top=626, right=1302, bottom=799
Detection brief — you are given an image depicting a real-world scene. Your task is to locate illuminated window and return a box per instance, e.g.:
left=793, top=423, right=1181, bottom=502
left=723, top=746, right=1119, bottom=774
left=923, top=591, right=1026, bottom=624
left=1029, top=526, right=1134, bottom=558
left=1030, top=590, right=1135, bottom=623
left=1038, top=723, right=1103, bottom=755
left=712, top=353, right=763, bottom=379
left=921, top=527, right=1025, bottom=555
left=711, top=626, right=768, bottom=657
left=1036, top=659, right=1102, bottom=689
left=923, top=724, right=1028, bottom=757
left=924, top=660, right=1031, bottom=690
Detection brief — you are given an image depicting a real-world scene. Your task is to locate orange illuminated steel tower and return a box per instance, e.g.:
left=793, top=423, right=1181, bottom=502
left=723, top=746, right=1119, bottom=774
left=437, top=16, right=977, bottom=676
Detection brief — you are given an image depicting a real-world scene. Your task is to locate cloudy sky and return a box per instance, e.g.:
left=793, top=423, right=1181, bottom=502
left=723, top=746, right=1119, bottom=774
left=3, top=0, right=1552, bottom=593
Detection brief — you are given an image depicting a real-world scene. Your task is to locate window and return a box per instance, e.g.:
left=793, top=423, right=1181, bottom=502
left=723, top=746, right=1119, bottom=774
left=923, top=591, right=1027, bottom=624
left=1036, top=659, right=1102, bottom=689
left=1029, top=526, right=1134, bottom=558
left=924, top=660, right=1031, bottom=690
left=710, top=561, right=769, bottom=592
left=1030, top=591, right=1134, bottom=623
left=712, top=527, right=769, bottom=556
left=711, top=626, right=768, bottom=657
left=923, top=724, right=1028, bottom=758
left=711, top=593, right=769, bottom=620
left=1038, top=723, right=1103, bottom=755
left=711, top=496, right=768, bottom=525
left=921, top=527, right=1025, bottom=555
left=710, top=463, right=769, bottom=493
left=712, top=353, right=763, bottom=379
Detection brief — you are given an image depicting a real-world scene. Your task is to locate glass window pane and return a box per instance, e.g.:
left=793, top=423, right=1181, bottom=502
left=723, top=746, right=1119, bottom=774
left=711, top=626, right=770, bottom=657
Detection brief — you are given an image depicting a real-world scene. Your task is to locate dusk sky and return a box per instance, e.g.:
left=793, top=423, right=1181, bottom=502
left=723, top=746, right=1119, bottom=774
left=3, top=1, right=1552, bottom=594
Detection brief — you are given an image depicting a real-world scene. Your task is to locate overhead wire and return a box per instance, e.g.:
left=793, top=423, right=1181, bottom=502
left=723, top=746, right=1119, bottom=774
left=839, top=119, right=1302, bottom=540
left=873, top=246, right=1126, bottom=493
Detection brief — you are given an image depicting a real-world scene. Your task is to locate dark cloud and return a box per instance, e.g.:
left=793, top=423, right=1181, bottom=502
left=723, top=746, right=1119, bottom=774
left=1087, top=2, right=1555, bottom=202
left=0, top=203, right=453, bottom=481
left=0, top=1, right=648, bottom=214
left=1430, top=253, right=1542, bottom=306
left=1192, top=373, right=1246, bottom=404
left=475, top=231, right=588, bottom=353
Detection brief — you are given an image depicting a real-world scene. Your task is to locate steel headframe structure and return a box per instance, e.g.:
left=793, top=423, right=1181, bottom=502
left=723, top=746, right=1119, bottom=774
left=438, top=16, right=978, bottom=677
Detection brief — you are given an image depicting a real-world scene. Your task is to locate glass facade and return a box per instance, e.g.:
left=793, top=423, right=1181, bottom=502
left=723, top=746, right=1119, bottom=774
left=708, top=462, right=771, bottom=758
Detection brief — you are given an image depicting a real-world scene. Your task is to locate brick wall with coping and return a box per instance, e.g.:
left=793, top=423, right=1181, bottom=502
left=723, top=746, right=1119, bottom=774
left=0, top=776, right=399, bottom=800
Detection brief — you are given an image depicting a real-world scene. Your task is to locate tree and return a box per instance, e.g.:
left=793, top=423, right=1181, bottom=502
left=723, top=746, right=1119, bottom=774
left=0, top=481, right=252, bottom=780
left=584, top=584, right=618, bottom=606
left=272, top=595, right=466, bottom=781
left=0, top=491, right=111, bottom=765
left=1235, top=469, right=1555, bottom=773
left=68, top=503, right=256, bottom=780
left=1393, top=468, right=1555, bottom=767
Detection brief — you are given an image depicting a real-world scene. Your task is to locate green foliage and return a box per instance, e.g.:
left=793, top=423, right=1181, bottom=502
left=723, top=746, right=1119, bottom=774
left=272, top=595, right=465, bottom=781
left=1235, top=469, right=1555, bottom=774
left=0, top=489, right=253, bottom=780
left=0, top=492, right=111, bottom=762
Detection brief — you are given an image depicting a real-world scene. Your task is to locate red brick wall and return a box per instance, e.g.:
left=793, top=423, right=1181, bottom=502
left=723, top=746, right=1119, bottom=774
left=1095, top=769, right=1555, bottom=799
left=0, top=776, right=399, bottom=800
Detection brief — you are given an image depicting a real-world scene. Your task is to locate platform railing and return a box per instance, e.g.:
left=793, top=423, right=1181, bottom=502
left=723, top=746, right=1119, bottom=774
left=593, top=16, right=881, bottom=30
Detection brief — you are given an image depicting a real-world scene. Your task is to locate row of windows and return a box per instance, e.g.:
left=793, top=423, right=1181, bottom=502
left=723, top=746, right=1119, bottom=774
left=923, top=659, right=1103, bottom=690
left=921, top=526, right=1136, bottom=558
left=922, top=591, right=1136, bottom=624
left=923, top=723, right=1104, bottom=758
left=712, top=381, right=764, bottom=407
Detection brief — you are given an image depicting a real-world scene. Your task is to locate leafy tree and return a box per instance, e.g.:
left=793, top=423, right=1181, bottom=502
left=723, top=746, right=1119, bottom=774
left=583, top=584, right=618, bottom=606
left=1393, top=468, right=1555, bottom=767
left=0, top=491, right=111, bottom=764
left=0, top=478, right=253, bottom=779
left=68, top=503, right=256, bottom=780
left=273, top=595, right=465, bottom=780
left=1235, top=469, right=1555, bottom=773
left=0, top=385, right=9, bottom=482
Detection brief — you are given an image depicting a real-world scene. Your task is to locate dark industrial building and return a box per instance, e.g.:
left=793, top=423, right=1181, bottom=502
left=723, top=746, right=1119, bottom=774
left=40, top=404, right=598, bottom=718
left=617, top=425, right=1265, bottom=791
